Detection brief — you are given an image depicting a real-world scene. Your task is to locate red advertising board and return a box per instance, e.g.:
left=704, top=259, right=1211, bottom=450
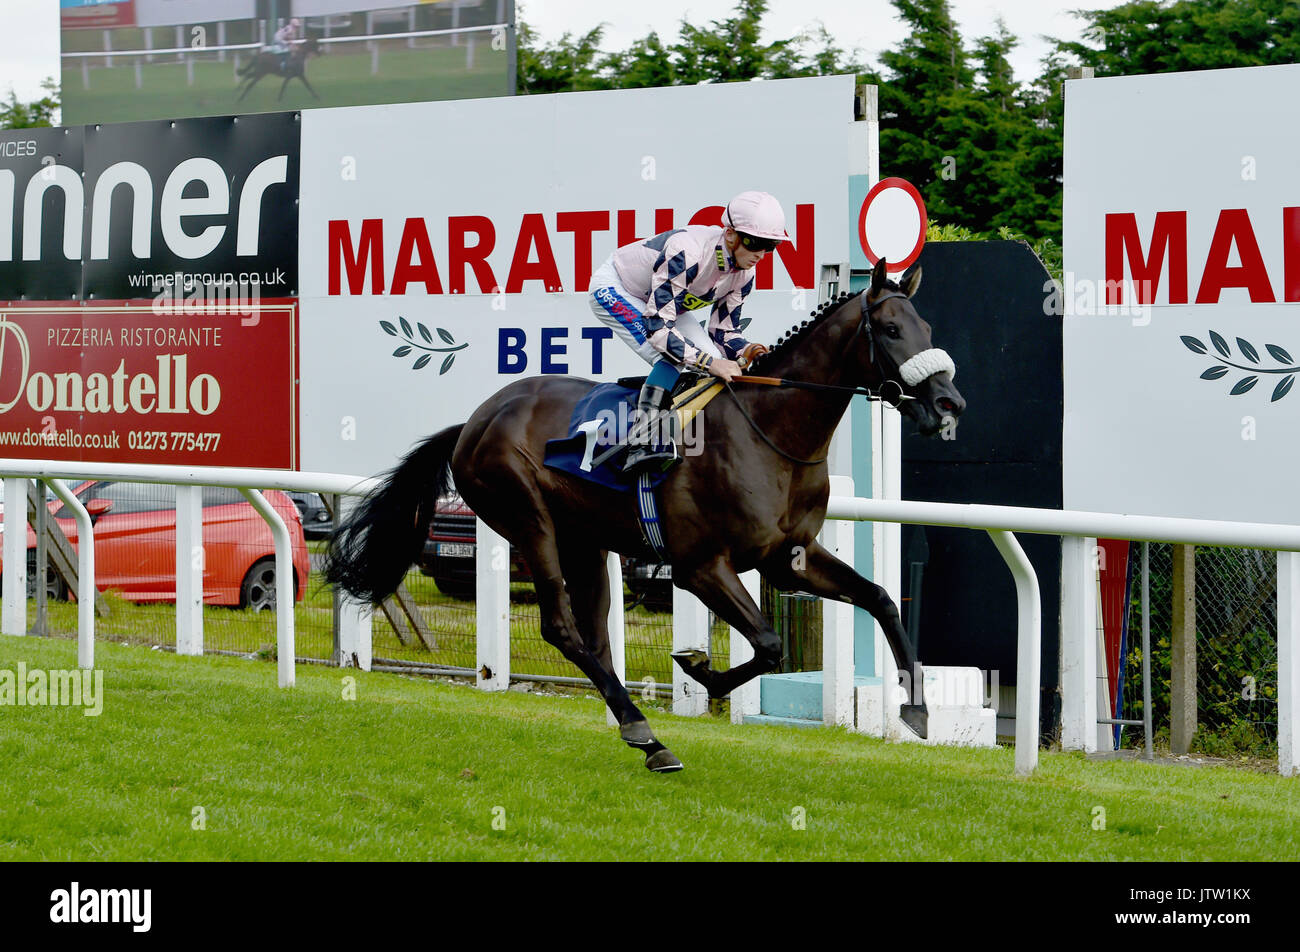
left=0, top=302, right=297, bottom=469
left=61, top=1, right=137, bottom=29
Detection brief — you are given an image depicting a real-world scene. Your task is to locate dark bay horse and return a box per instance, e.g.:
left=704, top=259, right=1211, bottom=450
left=236, top=35, right=321, bottom=103
left=325, top=258, right=966, bottom=772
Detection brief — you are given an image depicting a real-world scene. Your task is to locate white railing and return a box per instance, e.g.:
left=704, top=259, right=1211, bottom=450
left=0, top=459, right=378, bottom=687
left=5, top=453, right=1293, bottom=778
left=823, top=495, right=1300, bottom=778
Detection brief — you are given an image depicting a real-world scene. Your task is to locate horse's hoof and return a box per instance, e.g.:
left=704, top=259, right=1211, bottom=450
left=899, top=704, right=929, bottom=740
left=671, top=648, right=709, bottom=671
left=645, top=748, right=684, bottom=772
left=620, top=719, right=657, bottom=748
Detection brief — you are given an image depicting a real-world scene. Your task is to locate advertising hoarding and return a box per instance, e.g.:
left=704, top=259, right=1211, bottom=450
left=1063, top=64, right=1300, bottom=524
left=61, top=0, right=514, bottom=126
left=0, top=303, right=297, bottom=468
left=297, top=75, right=855, bottom=477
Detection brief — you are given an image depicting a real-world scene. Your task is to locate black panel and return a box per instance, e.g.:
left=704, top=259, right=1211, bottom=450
left=0, top=126, right=86, bottom=300
left=901, top=241, right=1062, bottom=737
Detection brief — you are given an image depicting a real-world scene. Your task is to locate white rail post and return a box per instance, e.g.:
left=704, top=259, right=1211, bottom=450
left=2, top=477, right=28, bottom=636
left=239, top=489, right=294, bottom=688
left=1278, top=552, right=1299, bottom=776
left=333, top=495, right=372, bottom=671
left=730, top=570, right=762, bottom=724
left=48, top=480, right=94, bottom=670
left=988, top=529, right=1041, bottom=775
left=822, top=476, right=855, bottom=727
left=475, top=517, right=509, bottom=691
left=605, top=552, right=626, bottom=727
left=175, top=484, right=204, bottom=656
left=1060, top=535, right=1097, bottom=751
left=672, top=587, right=709, bottom=716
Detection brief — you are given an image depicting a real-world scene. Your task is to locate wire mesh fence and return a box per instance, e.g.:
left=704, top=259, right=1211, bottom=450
left=15, top=480, right=819, bottom=702
left=1121, top=543, right=1278, bottom=756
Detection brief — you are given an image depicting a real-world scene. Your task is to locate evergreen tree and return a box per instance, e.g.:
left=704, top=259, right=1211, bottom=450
left=0, top=80, right=59, bottom=130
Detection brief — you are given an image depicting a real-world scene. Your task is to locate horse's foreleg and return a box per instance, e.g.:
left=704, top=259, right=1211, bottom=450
left=761, top=540, right=928, bottom=738
left=277, top=75, right=291, bottom=101
left=236, top=74, right=260, bottom=102
left=673, top=556, right=783, bottom=699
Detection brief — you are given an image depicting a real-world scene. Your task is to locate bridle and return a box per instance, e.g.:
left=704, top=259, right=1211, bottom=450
left=725, top=289, right=956, bottom=465
left=854, top=290, right=914, bottom=409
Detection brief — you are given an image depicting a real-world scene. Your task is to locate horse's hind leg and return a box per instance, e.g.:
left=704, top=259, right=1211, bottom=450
left=672, top=556, right=783, bottom=700
left=513, top=519, right=681, bottom=772
left=761, top=540, right=928, bottom=738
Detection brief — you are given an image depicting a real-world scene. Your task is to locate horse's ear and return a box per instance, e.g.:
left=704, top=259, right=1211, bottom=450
left=870, top=258, right=888, bottom=296
left=902, top=265, right=922, bottom=298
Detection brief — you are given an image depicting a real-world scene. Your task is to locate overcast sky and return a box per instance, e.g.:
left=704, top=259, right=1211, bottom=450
left=0, top=1, right=1120, bottom=107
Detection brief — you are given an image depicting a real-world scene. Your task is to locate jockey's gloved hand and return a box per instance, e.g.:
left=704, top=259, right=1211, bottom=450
left=703, top=357, right=743, bottom=383
left=738, top=343, right=770, bottom=370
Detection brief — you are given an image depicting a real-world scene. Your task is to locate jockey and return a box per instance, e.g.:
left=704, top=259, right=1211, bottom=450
left=588, top=190, right=788, bottom=472
left=271, top=18, right=302, bottom=70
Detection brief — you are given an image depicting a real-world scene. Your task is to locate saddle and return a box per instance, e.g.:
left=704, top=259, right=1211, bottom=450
left=542, top=376, right=723, bottom=492
left=543, top=376, right=723, bottom=560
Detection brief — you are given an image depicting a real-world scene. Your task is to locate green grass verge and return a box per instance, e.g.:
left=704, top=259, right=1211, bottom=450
left=2, top=634, right=1296, bottom=861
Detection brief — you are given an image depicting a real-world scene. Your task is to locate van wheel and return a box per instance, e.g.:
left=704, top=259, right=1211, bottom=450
left=240, top=558, right=297, bottom=611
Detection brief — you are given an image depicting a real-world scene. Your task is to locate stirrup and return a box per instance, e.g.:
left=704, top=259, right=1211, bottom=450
left=624, top=440, right=680, bottom=474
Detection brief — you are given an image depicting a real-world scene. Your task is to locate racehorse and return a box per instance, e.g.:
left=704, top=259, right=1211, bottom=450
left=324, top=258, right=966, bottom=772
left=235, top=35, right=322, bottom=103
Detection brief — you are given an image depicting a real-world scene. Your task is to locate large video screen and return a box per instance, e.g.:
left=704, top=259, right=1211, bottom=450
left=60, top=0, right=515, bottom=125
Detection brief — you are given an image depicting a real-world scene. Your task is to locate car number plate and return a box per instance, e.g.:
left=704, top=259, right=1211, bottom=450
left=437, top=543, right=476, bottom=558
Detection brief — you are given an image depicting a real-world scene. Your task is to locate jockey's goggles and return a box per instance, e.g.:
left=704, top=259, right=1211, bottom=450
left=736, top=232, right=779, bottom=253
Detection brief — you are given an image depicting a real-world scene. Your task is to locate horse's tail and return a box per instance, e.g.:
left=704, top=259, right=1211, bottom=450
left=323, top=424, right=464, bottom=603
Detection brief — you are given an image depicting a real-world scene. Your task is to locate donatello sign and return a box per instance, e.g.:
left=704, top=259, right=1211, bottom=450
left=0, top=303, right=297, bottom=468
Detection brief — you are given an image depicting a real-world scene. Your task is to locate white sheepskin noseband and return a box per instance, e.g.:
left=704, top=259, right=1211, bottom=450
left=899, top=348, right=956, bottom=387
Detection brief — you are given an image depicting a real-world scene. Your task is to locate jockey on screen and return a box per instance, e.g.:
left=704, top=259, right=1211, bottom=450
left=588, top=190, right=787, bottom=473
left=271, top=18, right=302, bottom=71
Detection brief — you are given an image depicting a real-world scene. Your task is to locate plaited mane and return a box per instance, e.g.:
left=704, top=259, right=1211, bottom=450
left=750, top=281, right=898, bottom=375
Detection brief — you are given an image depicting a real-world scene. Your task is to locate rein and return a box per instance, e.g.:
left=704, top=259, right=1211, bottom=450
left=723, top=290, right=916, bottom=465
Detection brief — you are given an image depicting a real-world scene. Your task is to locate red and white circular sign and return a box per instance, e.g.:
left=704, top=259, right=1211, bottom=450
left=858, top=177, right=927, bottom=272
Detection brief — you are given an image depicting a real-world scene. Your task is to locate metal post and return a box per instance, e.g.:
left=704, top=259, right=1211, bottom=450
left=1278, top=552, right=1299, bottom=776
left=672, top=587, right=709, bottom=716
left=730, top=571, right=761, bottom=724
left=1060, top=535, right=1098, bottom=751
left=34, top=479, right=47, bottom=636
left=1142, top=541, right=1153, bottom=760
left=2, top=477, right=28, bottom=636
left=987, top=529, right=1041, bottom=775
left=239, top=488, right=294, bottom=688
left=47, top=479, right=94, bottom=670
left=1170, top=544, right=1196, bottom=753
left=475, top=517, right=509, bottom=691
left=605, top=552, right=626, bottom=727
left=175, top=484, right=203, bottom=655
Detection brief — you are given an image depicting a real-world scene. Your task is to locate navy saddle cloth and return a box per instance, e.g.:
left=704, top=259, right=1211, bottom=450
left=543, top=382, right=669, bottom=493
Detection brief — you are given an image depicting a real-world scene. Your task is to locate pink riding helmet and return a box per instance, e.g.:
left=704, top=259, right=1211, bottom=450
left=724, top=191, right=789, bottom=242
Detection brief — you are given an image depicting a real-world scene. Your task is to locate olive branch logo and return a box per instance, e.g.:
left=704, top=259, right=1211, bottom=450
left=380, top=317, right=467, bottom=374
left=1181, top=331, right=1299, bottom=402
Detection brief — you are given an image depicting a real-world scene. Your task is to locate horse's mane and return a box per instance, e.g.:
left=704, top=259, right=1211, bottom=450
left=750, top=279, right=899, bottom=375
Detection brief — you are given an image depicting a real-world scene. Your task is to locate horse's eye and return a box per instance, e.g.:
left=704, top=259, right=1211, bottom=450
left=886, top=325, right=901, bottom=339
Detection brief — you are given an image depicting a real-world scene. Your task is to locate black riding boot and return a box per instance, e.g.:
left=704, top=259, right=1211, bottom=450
left=623, top=384, right=679, bottom=473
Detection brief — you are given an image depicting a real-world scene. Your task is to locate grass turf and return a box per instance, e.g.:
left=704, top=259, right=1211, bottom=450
left=1, top=633, right=1296, bottom=861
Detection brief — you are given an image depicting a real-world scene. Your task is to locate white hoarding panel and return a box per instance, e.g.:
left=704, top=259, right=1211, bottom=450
left=299, top=76, right=855, bottom=477
left=1063, top=64, right=1300, bottom=524
left=134, top=0, right=256, bottom=28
